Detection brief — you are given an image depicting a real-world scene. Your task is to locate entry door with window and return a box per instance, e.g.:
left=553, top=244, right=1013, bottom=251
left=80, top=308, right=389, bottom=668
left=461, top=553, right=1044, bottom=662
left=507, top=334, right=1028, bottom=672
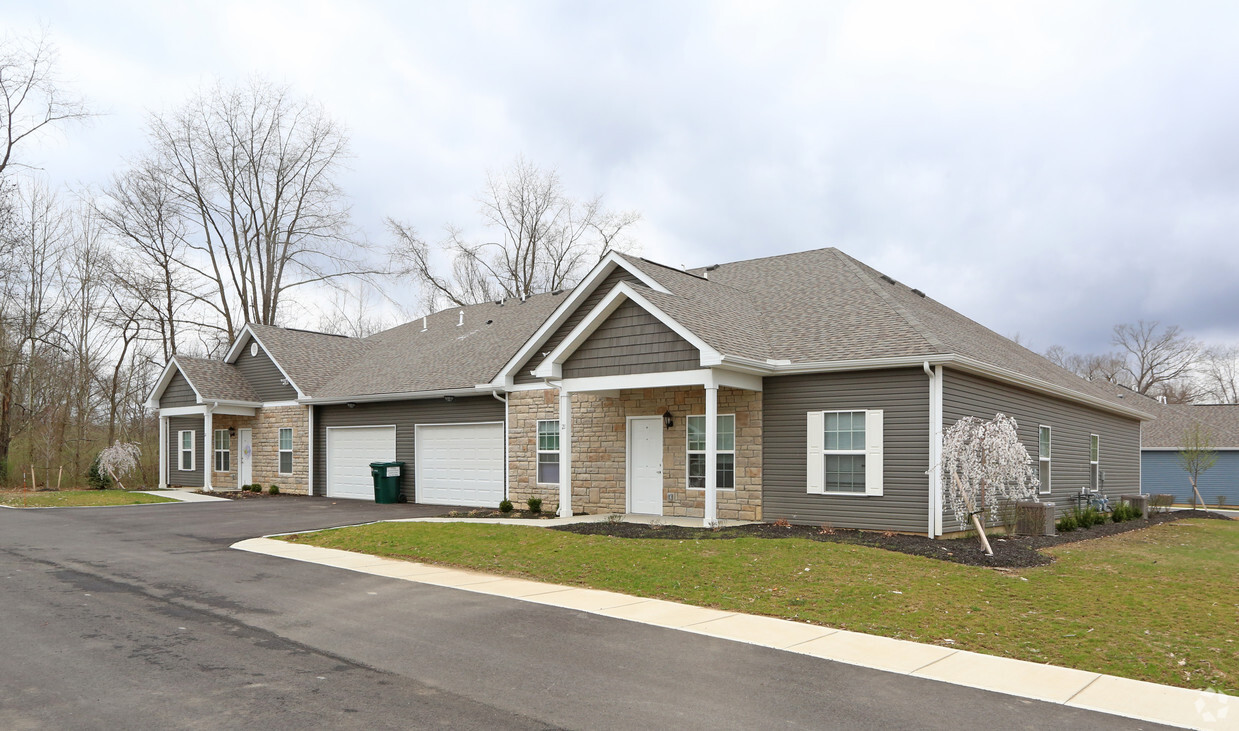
left=237, top=429, right=253, bottom=488
left=628, top=417, right=664, bottom=515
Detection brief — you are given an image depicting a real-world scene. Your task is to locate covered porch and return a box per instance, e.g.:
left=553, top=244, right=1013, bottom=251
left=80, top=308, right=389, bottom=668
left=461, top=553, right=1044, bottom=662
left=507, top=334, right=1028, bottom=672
left=158, top=403, right=257, bottom=491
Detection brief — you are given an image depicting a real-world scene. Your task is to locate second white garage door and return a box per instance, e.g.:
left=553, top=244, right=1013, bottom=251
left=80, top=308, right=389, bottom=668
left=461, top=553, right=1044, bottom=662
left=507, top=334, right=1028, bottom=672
left=415, top=422, right=504, bottom=507
left=326, top=425, right=397, bottom=500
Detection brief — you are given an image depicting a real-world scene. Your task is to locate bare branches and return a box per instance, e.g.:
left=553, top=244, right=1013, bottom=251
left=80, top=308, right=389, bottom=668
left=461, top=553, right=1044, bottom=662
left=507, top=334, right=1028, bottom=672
left=0, top=30, right=90, bottom=177
left=391, top=156, right=640, bottom=311
left=1199, top=345, right=1239, bottom=404
left=1112, top=321, right=1200, bottom=397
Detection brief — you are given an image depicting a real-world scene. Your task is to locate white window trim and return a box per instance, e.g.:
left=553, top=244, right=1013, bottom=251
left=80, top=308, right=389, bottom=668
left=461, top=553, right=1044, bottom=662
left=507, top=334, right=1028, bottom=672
left=821, top=410, right=867, bottom=495
left=686, top=413, right=736, bottom=491
left=536, top=419, right=560, bottom=485
left=214, top=429, right=231, bottom=473
left=178, top=430, right=195, bottom=471
left=278, top=427, right=294, bottom=476
left=1090, top=433, right=1100, bottom=490
left=807, top=410, right=883, bottom=496
left=1038, top=424, right=1052, bottom=495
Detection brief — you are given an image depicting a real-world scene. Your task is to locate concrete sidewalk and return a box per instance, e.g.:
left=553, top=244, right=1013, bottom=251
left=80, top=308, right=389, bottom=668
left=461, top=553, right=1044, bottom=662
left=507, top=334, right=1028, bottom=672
left=233, top=535, right=1234, bottom=730
left=137, top=489, right=231, bottom=503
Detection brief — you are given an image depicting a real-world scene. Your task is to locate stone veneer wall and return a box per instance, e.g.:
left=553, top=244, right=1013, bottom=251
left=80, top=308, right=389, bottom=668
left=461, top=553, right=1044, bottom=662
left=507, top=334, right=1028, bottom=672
left=508, top=386, right=761, bottom=520
left=200, top=406, right=309, bottom=493
left=206, top=413, right=250, bottom=490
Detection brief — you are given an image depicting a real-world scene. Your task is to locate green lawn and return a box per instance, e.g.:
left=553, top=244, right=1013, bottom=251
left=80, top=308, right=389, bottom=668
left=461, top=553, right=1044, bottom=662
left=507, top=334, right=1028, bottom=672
left=282, top=518, right=1239, bottom=693
left=0, top=489, right=178, bottom=507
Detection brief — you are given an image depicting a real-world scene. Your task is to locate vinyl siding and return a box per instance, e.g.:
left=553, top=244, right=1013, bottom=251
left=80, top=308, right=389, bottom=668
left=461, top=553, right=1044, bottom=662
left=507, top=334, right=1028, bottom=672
left=561, top=299, right=700, bottom=378
left=763, top=368, right=930, bottom=532
left=234, top=334, right=298, bottom=402
left=941, top=369, right=1142, bottom=530
left=167, top=415, right=205, bottom=487
left=514, top=268, right=640, bottom=384
left=1141, top=450, right=1239, bottom=506
left=160, top=370, right=198, bottom=408
left=313, top=396, right=505, bottom=500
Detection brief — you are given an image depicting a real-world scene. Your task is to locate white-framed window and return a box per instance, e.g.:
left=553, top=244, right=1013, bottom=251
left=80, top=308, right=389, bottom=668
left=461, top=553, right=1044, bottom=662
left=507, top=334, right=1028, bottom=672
left=1089, top=434, right=1100, bottom=490
left=178, top=430, right=195, bottom=471
left=1038, top=425, right=1052, bottom=494
left=687, top=414, right=736, bottom=489
left=807, top=410, right=883, bottom=496
left=278, top=427, right=293, bottom=475
left=214, top=429, right=231, bottom=472
left=537, top=419, right=560, bottom=484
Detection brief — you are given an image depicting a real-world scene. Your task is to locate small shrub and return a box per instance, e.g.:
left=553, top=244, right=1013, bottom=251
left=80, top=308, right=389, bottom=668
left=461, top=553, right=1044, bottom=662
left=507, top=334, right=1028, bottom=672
left=1151, top=494, right=1174, bottom=514
left=86, top=455, right=113, bottom=490
left=1217, top=495, right=1228, bottom=510
left=1110, top=504, right=1128, bottom=523
left=1056, top=514, right=1078, bottom=533
left=499, top=499, right=513, bottom=514
left=268, top=485, right=279, bottom=495
left=249, top=484, right=262, bottom=492
left=526, top=497, right=542, bottom=514
left=606, top=513, right=624, bottom=524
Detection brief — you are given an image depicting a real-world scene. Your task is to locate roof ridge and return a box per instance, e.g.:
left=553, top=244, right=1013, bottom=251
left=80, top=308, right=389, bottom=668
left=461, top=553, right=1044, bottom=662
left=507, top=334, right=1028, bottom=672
left=830, top=250, right=947, bottom=353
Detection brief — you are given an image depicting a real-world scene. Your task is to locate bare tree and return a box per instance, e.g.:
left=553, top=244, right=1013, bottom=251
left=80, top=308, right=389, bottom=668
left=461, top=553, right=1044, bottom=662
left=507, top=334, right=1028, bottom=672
left=0, top=31, right=90, bottom=177
left=1199, top=345, right=1239, bottom=404
left=1112, top=321, right=1200, bottom=397
left=1044, top=345, right=1128, bottom=385
left=141, top=78, right=373, bottom=343
left=1177, top=423, right=1216, bottom=509
left=390, top=156, right=639, bottom=309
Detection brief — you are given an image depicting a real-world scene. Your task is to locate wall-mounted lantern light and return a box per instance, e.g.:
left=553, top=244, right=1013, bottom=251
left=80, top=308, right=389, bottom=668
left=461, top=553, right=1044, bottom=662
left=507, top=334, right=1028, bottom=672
left=663, top=409, right=674, bottom=429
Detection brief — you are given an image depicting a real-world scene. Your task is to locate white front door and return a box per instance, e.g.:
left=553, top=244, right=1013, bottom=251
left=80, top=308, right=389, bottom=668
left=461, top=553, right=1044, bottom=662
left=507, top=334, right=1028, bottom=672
left=628, top=417, right=663, bottom=515
left=237, top=429, right=252, bottom=488
left=415, top=423, right=505, bottom=507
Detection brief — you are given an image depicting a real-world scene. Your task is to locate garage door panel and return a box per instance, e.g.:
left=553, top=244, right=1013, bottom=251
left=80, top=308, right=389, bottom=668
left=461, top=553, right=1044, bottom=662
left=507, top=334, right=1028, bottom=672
left=327, top=426, right=396, bottom=500
left=416, top=423, right=504, bottom=507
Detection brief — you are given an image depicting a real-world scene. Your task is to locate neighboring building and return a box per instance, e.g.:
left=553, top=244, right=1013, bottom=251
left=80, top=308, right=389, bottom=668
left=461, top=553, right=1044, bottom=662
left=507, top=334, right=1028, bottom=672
left=1141, top=403, right=1239, bottom=507
left=147, top=248, right=1152, bottom=535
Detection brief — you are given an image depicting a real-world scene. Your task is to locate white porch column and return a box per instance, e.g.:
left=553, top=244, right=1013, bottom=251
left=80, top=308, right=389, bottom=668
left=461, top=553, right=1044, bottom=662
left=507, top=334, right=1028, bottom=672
left=558, top=388, right=573, bottom=517
left=704, top=385, right=718, bottom=528
left=158, top=415, right=168, bottom=489
left=203, top=407, right=214, bottom=492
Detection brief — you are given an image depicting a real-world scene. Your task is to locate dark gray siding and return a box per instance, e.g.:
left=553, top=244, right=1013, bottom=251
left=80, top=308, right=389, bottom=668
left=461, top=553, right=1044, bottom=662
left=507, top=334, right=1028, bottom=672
left=1142, top=450, right=1239, bottom=506
left=234, top=334, right=297, bottom=402
left=313, top=396, right=505, bottom=500
left=941, top=369, right=1142, bottom=530
left=561, top=299, right=700, bottom=378
left=160, top=370, right=198, bottom=408
left=514, top=268, right=639, bottom=384
left=167, top=415, right=205, bottom=487
left=763, top=368, right=930, bottom=533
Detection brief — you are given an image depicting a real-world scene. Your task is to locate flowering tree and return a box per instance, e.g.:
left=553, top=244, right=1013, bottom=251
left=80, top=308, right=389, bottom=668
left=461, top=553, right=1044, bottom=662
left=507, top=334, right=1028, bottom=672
left=942, top=413, right=1039, bottom=555
left=97, top=442, right=143, bottom=491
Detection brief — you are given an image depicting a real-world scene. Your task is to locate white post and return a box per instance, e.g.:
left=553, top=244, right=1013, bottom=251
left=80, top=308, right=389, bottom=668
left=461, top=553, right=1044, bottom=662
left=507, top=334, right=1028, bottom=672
left=306, top=405, right=314, bottom=496
left=704, top=385, right=718, bottom=528
left=203, top=408, right=214, bottom=492
left=558, top=388, right=573, bottom=517
left=158, top=415, right=168, bottom=489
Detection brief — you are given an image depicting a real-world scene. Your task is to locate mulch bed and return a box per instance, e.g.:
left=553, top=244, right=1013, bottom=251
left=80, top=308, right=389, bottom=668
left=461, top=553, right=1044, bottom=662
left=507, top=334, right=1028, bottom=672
left=552, top=510, right=1232, bottom=569
left=441, top=508, right=562, bottom=520
left=193, top=489, right=306, bottom=500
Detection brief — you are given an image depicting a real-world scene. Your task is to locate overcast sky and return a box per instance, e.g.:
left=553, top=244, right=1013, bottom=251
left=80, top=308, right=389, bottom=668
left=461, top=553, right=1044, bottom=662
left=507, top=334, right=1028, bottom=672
left=10, top=1, right=1239, bottom=353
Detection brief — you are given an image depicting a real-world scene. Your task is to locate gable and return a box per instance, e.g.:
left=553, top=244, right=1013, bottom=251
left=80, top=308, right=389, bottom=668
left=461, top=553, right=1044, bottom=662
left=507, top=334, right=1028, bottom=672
left=513, top=267, right=641, bottom=384
left=233, top=334, right=298, bottom=402
left=561, top=298, right=701, bottom=378
left=159, top=369, right=198, bottom=408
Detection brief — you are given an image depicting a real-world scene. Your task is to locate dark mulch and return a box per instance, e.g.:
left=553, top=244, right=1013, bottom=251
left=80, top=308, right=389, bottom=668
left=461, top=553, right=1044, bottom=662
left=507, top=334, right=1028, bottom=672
left=193, top=489, right=305, bottom=500
left=552, top=510, right=1232, bottom=569
left=439, top=508, right=563, bottom=520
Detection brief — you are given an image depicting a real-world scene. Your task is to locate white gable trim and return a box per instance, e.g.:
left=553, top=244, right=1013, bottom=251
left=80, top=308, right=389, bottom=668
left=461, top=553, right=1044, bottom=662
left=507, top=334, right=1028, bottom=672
left=222, top=324, right=308, bottom=399
left=491, top=252, right=673, bottom=386
left=145, top=357, right=203, bottom=408
left=532, top=282, right=721, bottom=379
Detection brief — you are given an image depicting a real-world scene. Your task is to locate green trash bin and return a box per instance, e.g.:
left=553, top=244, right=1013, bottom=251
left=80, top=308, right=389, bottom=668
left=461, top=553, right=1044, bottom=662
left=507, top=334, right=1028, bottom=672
left=369, top=461, right=405, bottom=504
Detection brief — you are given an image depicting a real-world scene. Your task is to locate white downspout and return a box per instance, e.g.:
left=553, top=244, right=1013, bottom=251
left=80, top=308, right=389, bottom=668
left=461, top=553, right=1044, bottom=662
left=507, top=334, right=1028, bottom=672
left=924, top=362, right=943, bottom=538
left=493, top=391, right=508, bottom=501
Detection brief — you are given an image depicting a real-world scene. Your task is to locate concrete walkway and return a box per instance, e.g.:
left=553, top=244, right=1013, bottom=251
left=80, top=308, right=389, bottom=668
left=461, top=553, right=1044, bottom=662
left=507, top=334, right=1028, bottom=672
left=232, top=534, right=1235, bottom=731
left=137, top=489, right=231, bottom=503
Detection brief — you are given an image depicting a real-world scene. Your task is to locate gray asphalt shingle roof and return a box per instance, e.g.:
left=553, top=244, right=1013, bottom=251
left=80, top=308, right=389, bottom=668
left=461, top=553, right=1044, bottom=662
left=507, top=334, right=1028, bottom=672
left=1142, top=403, right=1239, bottom=448
left=245, top=324, right=370, bottom=396
left=175, top=356, right=260, bottom=403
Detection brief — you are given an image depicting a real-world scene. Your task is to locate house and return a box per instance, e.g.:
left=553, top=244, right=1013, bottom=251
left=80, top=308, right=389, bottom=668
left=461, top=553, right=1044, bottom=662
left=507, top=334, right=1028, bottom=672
left=1141, top=402, right=1239, bottom=507
left=147, top=247, right=1153, bottom=535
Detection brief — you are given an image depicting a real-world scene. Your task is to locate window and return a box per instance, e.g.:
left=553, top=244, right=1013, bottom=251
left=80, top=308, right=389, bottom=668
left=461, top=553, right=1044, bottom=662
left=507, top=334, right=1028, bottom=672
left=537, top=420, right=560, bottom=484
left=278, top=428, right=293, bottom=475
left=1090, top=434, right=1100, bottom=490
left=214, top=429, right=231, bottom=472
left=1038, top=425, right=1052, bottom=494
left=807, top=410, right=883, bottom=496
left=178, top=430, right=195, bottom=471
left=687, top=414, right=735, bottom=489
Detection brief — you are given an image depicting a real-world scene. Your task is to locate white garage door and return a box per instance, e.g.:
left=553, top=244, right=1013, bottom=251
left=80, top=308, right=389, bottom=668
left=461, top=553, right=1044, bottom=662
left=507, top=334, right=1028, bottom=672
left=415, top=423, right=504, bottom=507
left=326, top=426, right=397, bottom=500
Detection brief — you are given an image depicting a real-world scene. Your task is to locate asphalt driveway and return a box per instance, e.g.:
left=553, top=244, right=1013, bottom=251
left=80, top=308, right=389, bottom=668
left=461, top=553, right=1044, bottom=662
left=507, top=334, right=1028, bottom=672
left=0, top=499, right=1171, bottom=730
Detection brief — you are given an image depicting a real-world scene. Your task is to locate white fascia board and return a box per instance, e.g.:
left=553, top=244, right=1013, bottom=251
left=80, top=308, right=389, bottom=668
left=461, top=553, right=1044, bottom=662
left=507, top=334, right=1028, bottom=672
left=562, top=369, right=716, bottom=392
left=299, top=387, right=481, bottom=405
left=532, top=282, right=722, bottom=379
left=223, top=324, right=308, bottom=400
left=210, top=403, right=260, bottom=416
left=708, top=369, right=763, bottom=392
left=491, top=252, right=673, bottom=385
left=158, top=405, right=207, bottom=417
